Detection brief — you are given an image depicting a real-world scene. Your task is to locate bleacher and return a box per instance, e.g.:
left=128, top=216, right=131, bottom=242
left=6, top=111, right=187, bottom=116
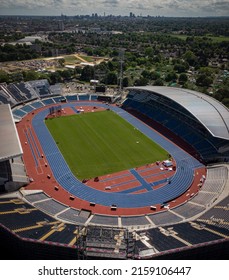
left=38, top=224, right=77, bottom=244
left=147, top=210, right=183, bottom=225
left=89, top=214, right=119, bottom=227
left=28, top=79, right=51, bottom=96
left=12, top=108, right=27, bottom=118
left=42, top=98, right=55, bottom=105
left=34, top=199, right=68, bottom=216
left=25, top=192, right=50, bottom=203
left=137, top=218, right=229, bottom=256
left=66, top=95, right=79, bottom=102
left=78, top=94, right=90, bottom=101
left=21, top=104, right=35, bottom=113
left=171, top=202, right=206, bottom=219
left=30, top=101, right=44, bottom=109
left=122, top=91, right=229, bottom=163
left=90, top=94, right=98, bottom=101
left=0, top=84, right=17, bottom=106
left=0, top=80, right=58, bottom=109
left=0, top=199, right=56, bottom=230
left=121, top=215, right=150, bottom=227
left=145, top=227, right=186, bottom=251
left=0, top=84, right=17, bottom=105
left=172, top=223, right=223, bottom=244
left=56, top=208, right=80, bottom=224
left=15, top=82, right=38, bottom=100
left=7, top=84, right=27, bottom=103
left=0, top=88, right=228, bottom=259
left=197, top=196, right=229, bottom=231
left=49, top=84, right=62, bottom=96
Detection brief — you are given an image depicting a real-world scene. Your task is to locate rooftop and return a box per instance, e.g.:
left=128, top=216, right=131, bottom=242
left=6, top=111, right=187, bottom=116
left=128, top=86, right=229, bottom=141
left=0, top=104, right=23, bottom=161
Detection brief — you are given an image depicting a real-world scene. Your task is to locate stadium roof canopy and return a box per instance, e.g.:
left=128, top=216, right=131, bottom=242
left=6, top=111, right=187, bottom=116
left=0, top=104, right=23, bottom=162
left=127, top=86, right=229, bottom=140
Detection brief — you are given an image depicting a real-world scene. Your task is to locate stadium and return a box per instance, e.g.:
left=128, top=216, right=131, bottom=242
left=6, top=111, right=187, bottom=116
left=0, top=80, right=229, bottom=260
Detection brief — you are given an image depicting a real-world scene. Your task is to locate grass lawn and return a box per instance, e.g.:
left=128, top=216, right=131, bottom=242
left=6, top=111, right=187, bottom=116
left=45, top=110, right=168, bottom=180
left=63, top=55, right=80, bottom=64
left=170, top=34, right=229, bottom=43
left=80, top=55, right=95, bottom=62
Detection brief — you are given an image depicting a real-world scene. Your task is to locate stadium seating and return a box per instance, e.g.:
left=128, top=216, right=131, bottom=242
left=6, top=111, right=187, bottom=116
left=42, top=98, right=56, bottom=105
left=147, top=210, right=183, bottom=225
left=121, top=215, right=150, bottom=227
left=34, top=199, right=68, bottom=216
left=1, top=91, right=228, bottom=260
left=7, top=84, right=27, bottom=102
left=172, top=223, right=223, bottom=244
left=171, top=202, right=205, bottom=219
left=89, top=214, right=119, bottom=227
left=25, top=192, right=50, bottom=203
left=15, top=82, right=38, bottom=100
left=122, top=93, right=229, bottom=163
left=146, top=227, right=186, bottom=251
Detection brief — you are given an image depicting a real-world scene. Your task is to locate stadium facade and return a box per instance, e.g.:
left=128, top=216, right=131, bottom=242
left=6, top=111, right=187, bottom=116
left=0, top=81, right=228, bottom=260
left=0, top=104, right=28, bottom=192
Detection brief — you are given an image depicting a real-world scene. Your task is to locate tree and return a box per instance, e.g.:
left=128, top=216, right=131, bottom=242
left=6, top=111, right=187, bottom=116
left=105, top=71, right=117, bottom=85
left=174, top=64, right=186, bottom=73
left=49, top=71, right=62, bottom=84
left=196, top=73, right=213, bottom=87
left=61, top=69, right=73, bottom=80
left=154, top=78, right=164, bottom=86
left=153, top=54, right=162, bottom=63
left=151, top=71, right=160, bottom=80
left=141, top=70, right=152, bottom=79
left=165, top=71, right=177, bottom=82
left=23, top=71, right=39, bottom=82
left=221, top=98, right=229, bottom=108
left=134, top=76, right=149, bottom=86
left=183, top=50, right=197, bottom=66
left=122, top=77, right=129, bottom=87
left=80, top=65, right=94, bottom=82
left=145, top=47, right=154, bottom=57
left=0, top=70, right=9, bottom=83
left=179, top=73, right=188, bottom=84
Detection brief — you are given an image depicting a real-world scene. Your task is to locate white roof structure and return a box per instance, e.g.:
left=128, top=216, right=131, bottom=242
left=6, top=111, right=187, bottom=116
left=0, top=104, right=23, bottom=162
left=128, top=86, right=229, bottom=140
left=18, top=36, right=43, bottom=43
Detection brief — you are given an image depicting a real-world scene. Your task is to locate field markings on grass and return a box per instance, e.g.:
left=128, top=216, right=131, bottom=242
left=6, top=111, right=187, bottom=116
left=45, top=110, right=168, bottom=180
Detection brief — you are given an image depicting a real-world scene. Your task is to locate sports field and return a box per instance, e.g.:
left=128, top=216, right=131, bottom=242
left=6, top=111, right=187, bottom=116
left=45, top=110, right=168, bottom=180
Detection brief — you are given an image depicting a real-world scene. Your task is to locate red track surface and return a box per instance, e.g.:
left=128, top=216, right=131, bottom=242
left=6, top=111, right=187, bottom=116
left=17, top=102, right=207, bottom=216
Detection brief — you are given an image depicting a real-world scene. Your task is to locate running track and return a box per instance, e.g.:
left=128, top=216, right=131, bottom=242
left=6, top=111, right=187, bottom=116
left=30, top=102, right=204, bottom=208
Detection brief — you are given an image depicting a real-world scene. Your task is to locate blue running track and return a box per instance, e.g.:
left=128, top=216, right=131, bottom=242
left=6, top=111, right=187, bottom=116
left=32, top=102, right=204, bottom=208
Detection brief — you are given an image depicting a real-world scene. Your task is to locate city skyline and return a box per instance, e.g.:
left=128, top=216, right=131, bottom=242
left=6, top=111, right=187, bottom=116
left=0, top=0, right=229, bottom=17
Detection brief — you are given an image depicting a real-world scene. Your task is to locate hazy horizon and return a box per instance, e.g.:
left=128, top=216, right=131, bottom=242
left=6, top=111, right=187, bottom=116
left=0, top=0, right=229, bottom=17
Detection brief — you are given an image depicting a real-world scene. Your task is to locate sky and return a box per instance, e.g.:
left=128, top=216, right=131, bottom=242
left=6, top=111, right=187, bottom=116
left=0, top=0, right=229, bottom=17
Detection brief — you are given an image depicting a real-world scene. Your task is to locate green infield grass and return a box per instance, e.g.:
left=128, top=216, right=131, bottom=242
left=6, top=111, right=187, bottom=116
left=45, top=110, right=168, bottom=180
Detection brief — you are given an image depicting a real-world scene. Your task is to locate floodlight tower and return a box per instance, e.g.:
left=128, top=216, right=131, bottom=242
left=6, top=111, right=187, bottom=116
left=118, top=48, right=125, bottom=95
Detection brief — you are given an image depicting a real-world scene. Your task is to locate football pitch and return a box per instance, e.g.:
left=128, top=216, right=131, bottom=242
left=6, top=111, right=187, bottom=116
left=45, top=110, right=168, bottom=180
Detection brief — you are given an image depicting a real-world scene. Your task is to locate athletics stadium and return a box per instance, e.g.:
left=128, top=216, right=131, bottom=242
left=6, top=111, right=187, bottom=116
left=0, top=80, right=228, bottom=259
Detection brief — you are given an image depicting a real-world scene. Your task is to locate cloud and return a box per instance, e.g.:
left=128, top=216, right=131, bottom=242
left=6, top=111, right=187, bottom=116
left=102, top=0, right=120, bottom=7
left=0, top=0, right=228, bottom=16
